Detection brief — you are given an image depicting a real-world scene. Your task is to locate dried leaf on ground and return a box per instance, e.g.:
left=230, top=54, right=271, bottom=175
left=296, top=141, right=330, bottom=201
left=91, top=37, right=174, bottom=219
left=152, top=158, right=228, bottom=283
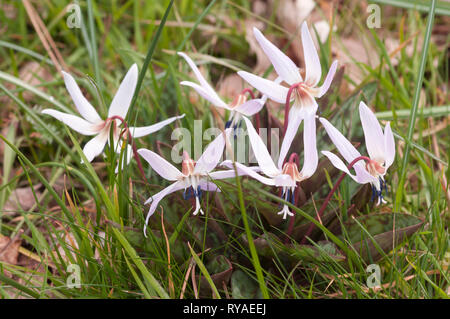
left=0, top=235, right=22, bottom=265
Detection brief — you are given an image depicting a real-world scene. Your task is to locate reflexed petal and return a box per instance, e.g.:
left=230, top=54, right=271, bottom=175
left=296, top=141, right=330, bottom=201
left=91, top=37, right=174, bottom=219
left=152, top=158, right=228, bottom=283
left=219, top=160, right=261, bottom=173
left=108, top=63, right=138, bottom=119
left=243, top=117, right=279, bottom=177
left=253, top=27, right=302, bottom=85
left=277, top=106, right=304, bottom=169
left=193, top=129, right=229, bottom=174
left=317, top=60, right=338, bottom=97
left=61, top=71, right=102, bottom=122
left=130, top=114, right=185, bottom=138
left=274, top=174, right=296, bottom=187
left=321, top=151, right=359, bottom=182
left=319, top=117, right=361, bottom=164
left=180, top=81, right=230, bottom=109
left=384, top=122, right=395, bottom=169
left=198, top=180, right=220, bottom=192
left=143, top=181, right=185, bottom=236
left=208, top=170, right=237, bottom=180
left=82, top=129, right=108, bottom=163
left=226, top=162, right=276, bottom=186
left=178, top=52, right=228, bottom=108
left=178, top=52, right=220, bottom=97
left=233, top=99, right=265, bottom=117
left=42, top=109, right=102, bottom=136
left=299, top=113, right=318, bottom=178
left=322, top=151, right=378, bottom=186
left=238, top=71, right=289, bottom=104
left=301, top=21, right=322, bottom=87
left=359, top=101, right=385, bottom=161
left=137, top=148, right=182, bottom=181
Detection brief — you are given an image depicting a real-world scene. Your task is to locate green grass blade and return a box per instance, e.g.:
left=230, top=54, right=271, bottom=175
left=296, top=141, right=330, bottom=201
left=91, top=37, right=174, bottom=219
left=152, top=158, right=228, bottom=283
left=233, top=163, right=270, bottom=299
left=395, top=0, right=437, bottom=210
left=370, top=0, right=450, bottom=16
left=127, top=0, right=174, bottom=117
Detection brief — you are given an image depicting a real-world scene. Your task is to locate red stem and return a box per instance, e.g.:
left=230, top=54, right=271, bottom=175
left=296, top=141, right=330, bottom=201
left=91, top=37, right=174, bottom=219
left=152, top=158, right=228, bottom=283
left=283, top=83, right=301, bottom=136
left=300, top=155, right=371, bottom=245
left=240, top=88, right=255, bottom=100
left=108, top=115, right=148, bottom=184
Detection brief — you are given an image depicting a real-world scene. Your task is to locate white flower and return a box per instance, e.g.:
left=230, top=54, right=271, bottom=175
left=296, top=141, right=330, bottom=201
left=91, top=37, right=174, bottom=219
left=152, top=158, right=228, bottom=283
left=138, top=129, right=246, bottom=234
left=320, top=101, right=396, bottom=204
left=237, top=22, right=338, bottom=165
left=178, top=52, right=266, bottom=128
left=42, top=64, right=185, bottom=168
left=222, top=115, right=318, bottom=219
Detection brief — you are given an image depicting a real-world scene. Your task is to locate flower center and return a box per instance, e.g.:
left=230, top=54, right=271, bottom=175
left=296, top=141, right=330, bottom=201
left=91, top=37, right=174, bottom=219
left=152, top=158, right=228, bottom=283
left=281, top=153, right=303, bottom=182
left=366, top=159, right=386, bottom=177
left=229, top=93, right=247, bottom=109
left=182, top=151, right=196, bottom=176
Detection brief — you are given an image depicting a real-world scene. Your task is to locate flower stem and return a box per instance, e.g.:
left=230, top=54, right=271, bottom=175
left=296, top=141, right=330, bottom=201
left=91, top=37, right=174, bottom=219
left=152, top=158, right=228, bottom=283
left=283, top=83, right=301, bottom=135
left=300, top=155, right=371, bottom=245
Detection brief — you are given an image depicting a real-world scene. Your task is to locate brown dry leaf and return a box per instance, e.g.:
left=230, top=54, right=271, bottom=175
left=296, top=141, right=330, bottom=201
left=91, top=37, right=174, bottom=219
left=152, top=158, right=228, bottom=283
left=4, top=184, right=43, bottom=215
left=19, top=62, right=53, bottom=101
left=218, top=73, right=245, bottom=102
left=0, top=235, right=22, bottom=265
left=334, top=37, right=378, bottom=88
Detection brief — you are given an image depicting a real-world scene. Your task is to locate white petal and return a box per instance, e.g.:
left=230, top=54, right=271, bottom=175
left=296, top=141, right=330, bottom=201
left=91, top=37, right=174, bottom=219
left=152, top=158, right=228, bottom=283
left=137, top=148, right=182, bottom=181
left=61, top=71, right=102, bottom=122
left=228, top=162, right=276, bottom=186
left=319, top=117, right=361, bottom=164
left=321, top=151, right=359, bottom=183
left=233, top=99, right=265, bottom=117
left=42, top=109, right=101, bottom=136
left=359, top=101, right=385, bottom=161
left=238, top=71, right=289, bottom=104
left=143, top=181, right=185, bottom=236
left=219, top=160, right=261, bottom=172
left=321, top=151, right=377, bottom=186
left=354, top=163, right=379, bottom=185
left=108, top=64, right=138, bottom=119
left=253, top=27, right=301, bottom=85
left=130, top=114, right=185, bottom=138
left=317, top=60, right=338, bottom=98
left=193, top=129, right=229, bottom=174
left=301, top=21, right=322, bottom=87
left=198, top=180, right=220, bottom=192
left=243, top=117, right=279, bottom=177
left=300, top=113, right=318, bottom=178
left=178, top=52, right=228, bottom=108
left=277, top=106, right=304, bottom=169
left=274, top=174, right=296, bottom=187
left=208, top=170, right=237, bottom=180
left=384, top=122, right=395, bottom=169
left=82, top=129, right=108, bottom=163
left=180, top=81, right=230, bottom=109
